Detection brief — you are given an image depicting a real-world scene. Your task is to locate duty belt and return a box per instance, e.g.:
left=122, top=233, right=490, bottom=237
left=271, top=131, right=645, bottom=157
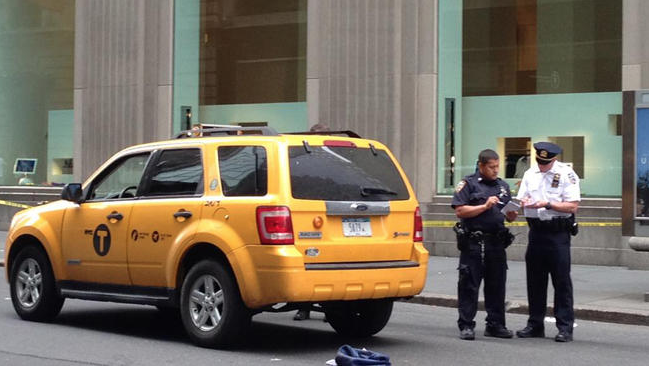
left=526, top=217, right=573, bottom=232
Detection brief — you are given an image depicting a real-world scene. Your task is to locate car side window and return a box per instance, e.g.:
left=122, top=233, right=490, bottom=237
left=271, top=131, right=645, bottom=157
left=218, top=146, right=267, bottom=196
left=142, top=148, right=203, bottom=197
left=89, top=153, right=150, bottom=201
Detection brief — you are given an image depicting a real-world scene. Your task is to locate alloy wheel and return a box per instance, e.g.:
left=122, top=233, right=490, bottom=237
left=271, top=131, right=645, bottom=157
left=188, top=274, right=224, bottom=332
left=15, top=258, right=43, bottom=309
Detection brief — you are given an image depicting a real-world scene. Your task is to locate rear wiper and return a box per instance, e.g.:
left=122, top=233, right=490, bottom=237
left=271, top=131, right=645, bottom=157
left=360, top=186, right=397, bottom=197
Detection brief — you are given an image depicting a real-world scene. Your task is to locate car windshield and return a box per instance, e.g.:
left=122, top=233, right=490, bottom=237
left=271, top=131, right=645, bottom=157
left=288, top=145, right=409, bottom=201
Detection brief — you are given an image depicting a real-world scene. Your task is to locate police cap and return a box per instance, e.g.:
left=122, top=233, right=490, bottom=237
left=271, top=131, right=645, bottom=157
left=533, top=141, right=562, bottom=162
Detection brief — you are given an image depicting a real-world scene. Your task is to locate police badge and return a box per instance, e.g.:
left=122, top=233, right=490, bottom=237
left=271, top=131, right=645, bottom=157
left=552, top=173, right=560, bottom=188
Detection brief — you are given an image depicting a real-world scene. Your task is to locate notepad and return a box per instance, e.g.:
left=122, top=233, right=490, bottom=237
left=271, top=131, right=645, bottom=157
left=500, top=200, right=521, bottom=214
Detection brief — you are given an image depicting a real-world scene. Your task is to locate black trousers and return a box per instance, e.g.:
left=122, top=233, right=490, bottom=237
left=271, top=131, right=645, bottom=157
left=525, top=228, right=574, bottom=333
left=457, top=237, right=507, bottom=330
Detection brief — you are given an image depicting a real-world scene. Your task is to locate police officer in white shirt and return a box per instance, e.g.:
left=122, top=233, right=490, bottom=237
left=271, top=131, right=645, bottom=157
left=515, top=142, right=580, bottom=343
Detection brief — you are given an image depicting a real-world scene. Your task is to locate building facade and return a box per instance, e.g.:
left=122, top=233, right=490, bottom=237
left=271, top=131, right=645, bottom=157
left=1, top=0, right=649, bottom=267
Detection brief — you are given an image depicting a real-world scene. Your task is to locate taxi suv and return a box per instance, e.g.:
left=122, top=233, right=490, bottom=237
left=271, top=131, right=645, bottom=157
left=4, top=125, right=428, bottom=348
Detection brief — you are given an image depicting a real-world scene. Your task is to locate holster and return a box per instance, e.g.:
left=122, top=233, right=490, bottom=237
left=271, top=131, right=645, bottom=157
left=497, top=228, right=515, bottom=247
left=567, top=214, right=579, bottom=236
left=453, top=222, right=471, bottom=252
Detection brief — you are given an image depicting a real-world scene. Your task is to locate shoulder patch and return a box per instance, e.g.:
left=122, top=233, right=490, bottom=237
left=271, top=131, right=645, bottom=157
left=567, top=172, right=577, bottom=184
left=455, top=180, right=467, bottom=193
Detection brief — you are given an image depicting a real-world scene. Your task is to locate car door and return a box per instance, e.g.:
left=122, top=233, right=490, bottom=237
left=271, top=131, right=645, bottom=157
left=127, top=148, right=204, bottom=287
left=61, top=152, right=151, bottom=285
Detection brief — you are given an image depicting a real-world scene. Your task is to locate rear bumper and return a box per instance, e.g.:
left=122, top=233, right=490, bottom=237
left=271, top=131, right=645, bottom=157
left=227, top=243, right=429, bottom=309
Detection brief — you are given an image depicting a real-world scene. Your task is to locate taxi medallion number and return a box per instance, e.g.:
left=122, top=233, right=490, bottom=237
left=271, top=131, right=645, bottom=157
left=342, top=217, right=372, bottom=237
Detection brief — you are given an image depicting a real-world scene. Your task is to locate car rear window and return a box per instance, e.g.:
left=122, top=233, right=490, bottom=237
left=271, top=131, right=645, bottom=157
left=289, top=145, right=409, bottom=201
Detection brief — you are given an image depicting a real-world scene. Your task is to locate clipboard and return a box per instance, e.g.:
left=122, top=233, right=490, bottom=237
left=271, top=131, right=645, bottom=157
left=500, top=200, right=521, bottom=214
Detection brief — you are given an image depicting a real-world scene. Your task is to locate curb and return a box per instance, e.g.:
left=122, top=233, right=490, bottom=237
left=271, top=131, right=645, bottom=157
left=403, top=293, right=649, bottom=327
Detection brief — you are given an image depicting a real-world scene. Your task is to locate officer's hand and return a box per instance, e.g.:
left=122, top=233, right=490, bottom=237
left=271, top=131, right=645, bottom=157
left=505, top=210, right=518, bottom=222
left=526, top=200, right=547, bottom=209
left=484, top=196, right=499, bottom=209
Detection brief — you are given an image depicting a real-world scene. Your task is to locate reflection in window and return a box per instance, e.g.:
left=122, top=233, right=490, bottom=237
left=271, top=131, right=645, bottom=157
left=91, top=154, right=150, bottom=200
left=499, top=137, right=531, bottom=179
left=199, top=0, right=306, bottom=105
left=463, top=0, right=621, bottom=96
left=145, top=149, right=203, bottom=196
left=549, top=136, right=584, bottom=178
left=218, top=146, right=267, bottom=196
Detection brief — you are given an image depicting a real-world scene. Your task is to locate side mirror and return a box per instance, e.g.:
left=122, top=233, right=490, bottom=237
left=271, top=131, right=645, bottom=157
left=61, top=183, right=83, bottom=203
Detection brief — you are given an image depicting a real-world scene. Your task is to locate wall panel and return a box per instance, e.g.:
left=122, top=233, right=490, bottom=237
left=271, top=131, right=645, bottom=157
left=74, top=0, right=173, bottom=180
left=307, top=0, right=438, bottom=200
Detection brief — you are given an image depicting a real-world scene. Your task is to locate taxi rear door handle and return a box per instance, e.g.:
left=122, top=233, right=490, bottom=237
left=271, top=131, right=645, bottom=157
left=106, top=212, right=123, bottom=221
left=173, top=210, right=192, bottom=219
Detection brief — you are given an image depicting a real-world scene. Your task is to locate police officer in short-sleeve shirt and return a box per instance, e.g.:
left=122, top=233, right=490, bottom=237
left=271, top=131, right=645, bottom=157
left=515, top=142, right=580, bottom=343
left=451, top=149, right=518, bottom=340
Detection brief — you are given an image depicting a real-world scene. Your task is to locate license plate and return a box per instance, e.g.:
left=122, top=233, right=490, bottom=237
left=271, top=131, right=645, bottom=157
left=342, top=217, right=372, bottom=237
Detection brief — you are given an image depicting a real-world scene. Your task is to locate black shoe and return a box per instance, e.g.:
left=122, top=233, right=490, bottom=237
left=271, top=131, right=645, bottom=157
left=516, top=326, right=545, bottom=338
left=459, top=328, right=475, bottom=340
left=484, top=326, right=513, bottom=338
left=554, top=331, right=573, bottom=342
left=293, top=309, right=310, bottom=321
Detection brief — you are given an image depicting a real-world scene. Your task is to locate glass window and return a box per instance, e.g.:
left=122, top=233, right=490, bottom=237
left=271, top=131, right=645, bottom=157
left=462, top=0, right=621, bottom=96
left=218, top=146, right=267, bottom=196
left=89, top=154, right=150, bottom=201
left=499, top=137, right=531, bottom=179
left=289, top=146, right=409, bottom=201
left=199, top=0, right=306, bottom=105
left=637, top=109, right=649, bottom=217
left=144, top=149, right=204, bottom=196
left=549, top=136, right=584, bottom=178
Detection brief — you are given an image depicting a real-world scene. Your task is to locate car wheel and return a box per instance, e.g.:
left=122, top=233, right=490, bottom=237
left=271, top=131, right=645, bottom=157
left=180, top=259, right=250, bottom=348
left=324, top=299, right=393, bottom=338
left=10, top=246, right=64, bottom=322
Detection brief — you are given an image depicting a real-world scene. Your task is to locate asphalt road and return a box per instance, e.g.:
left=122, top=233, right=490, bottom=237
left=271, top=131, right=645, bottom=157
left=1, top=280, right=648, bottom=366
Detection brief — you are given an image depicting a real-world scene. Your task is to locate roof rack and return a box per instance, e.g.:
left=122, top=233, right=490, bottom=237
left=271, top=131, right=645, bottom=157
left=175, top=124, right=279, bottom=138
left=284, top=130, right=362, bottom=138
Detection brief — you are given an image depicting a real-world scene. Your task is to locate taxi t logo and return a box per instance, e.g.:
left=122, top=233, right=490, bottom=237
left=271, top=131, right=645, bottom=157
left=93, top=224, right=111, bottom=256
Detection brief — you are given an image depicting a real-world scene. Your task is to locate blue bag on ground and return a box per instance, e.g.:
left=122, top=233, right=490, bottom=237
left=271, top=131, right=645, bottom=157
left=335, top=345, right=391, bottom=366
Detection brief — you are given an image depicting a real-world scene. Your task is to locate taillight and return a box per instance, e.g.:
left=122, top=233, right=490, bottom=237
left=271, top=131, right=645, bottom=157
left=256, top=206, right=294, bottom=245
left=414, top=207, right=423, bottom=242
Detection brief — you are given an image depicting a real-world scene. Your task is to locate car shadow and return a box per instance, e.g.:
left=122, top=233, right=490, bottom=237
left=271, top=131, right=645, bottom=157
left=49, top=304, right=402, bottom=352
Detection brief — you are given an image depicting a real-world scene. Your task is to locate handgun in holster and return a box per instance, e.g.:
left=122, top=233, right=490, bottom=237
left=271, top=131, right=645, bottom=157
left=453, top=222, right=471, bottom=252
left=568, top=215, right=579, bottom=236
left=497, top=228, right=515, bottom=247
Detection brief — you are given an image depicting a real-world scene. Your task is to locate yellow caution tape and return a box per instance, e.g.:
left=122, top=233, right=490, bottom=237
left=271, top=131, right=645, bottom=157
left=0, top=200, right=32, bottom=209
left=424, top=220, right=621, bottom=228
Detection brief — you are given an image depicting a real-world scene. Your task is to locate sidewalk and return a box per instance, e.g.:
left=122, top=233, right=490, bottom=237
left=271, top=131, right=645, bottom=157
left=1, top=230, right=648, bottom=325
left=410, top=256, right=649, bottom=326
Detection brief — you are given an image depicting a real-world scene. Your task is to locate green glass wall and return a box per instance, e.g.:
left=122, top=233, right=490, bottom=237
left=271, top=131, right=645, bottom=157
left=438, top=0, right=622, bottom=197
left=174, top=0, right=307, bottom=134
left=0, top=0, right=75, bottom=186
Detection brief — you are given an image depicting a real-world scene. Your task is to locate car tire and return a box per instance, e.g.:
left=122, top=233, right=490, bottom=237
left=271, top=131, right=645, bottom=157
left=180, top=259, right=251, bottom=348
left=9, top=246, right=64, bottom=322
left=324, top=299, right=393, bottom=338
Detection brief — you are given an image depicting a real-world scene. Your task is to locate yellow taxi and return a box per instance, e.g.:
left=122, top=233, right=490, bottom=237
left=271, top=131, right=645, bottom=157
left=4, top=125, right=428, bottom=348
